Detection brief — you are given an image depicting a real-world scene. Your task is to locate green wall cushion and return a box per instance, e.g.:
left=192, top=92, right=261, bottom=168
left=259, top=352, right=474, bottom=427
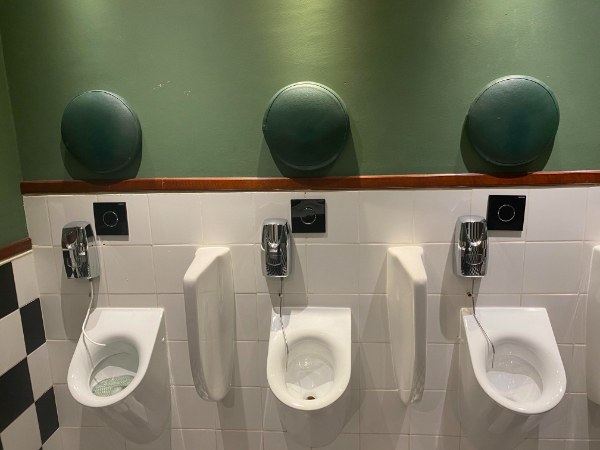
left=262, top=82, right=349, bottom=171
left=61, top=91, right=142, bottom=174
left=466, top=76, right=560, bottom=166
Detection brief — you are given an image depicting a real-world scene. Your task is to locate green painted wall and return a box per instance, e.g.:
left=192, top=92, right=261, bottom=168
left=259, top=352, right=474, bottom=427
left=0, top=33, right=26, bottom=246
left=0, top=0, right=599, bottom=180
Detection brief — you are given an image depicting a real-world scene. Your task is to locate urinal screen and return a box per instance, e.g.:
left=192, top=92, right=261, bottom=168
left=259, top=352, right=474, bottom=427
left=92, top=375, right=134, bottom=397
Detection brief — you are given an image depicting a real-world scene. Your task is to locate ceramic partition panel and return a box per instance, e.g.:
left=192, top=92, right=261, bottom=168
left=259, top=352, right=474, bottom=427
left=21, top=187, right=600, bottom=450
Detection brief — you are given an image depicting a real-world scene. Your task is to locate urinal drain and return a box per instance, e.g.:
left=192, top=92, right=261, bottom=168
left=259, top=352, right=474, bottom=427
left=91, top=375, right=134, bottom=397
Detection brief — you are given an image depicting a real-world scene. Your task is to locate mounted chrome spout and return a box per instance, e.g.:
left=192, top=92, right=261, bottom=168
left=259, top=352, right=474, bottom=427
left=261, top=219, right=292, bottom=277
left=453, top=215, right=488, bottom=278
left=61, top=222, right=100, bottom=279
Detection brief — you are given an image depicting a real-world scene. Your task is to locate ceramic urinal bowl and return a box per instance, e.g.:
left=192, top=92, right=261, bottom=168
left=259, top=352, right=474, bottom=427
left=267, top=307, right=352, bottom=448
left=67, top=308, right=170, bottom=443
left=459, top=307, right=567, bottom=450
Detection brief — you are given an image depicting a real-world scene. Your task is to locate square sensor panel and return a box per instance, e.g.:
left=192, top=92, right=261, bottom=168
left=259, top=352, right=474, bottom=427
left=486, top=195, right=526, bottom=231
left=291, top=199, right=326, bottom=233
left=93, top=202, right=129, bottom=236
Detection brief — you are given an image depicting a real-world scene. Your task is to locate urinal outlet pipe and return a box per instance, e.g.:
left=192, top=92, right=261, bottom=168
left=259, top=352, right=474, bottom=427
left=469, top=278, right=495, bottom=368
left=279, top=278, right=289, bottom=370
left=82, top=280, right=106, bottom=347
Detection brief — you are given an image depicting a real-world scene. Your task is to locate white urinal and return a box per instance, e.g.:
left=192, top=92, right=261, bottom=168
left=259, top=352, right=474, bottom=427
left=267, top=307, right=352, bottom=448
left=67, top=308, right=170, bottom=443
left=184, top=247, right=235, bottom=401
left=387, top=246, right=427, bottom=404
left=459, top=307, right=567, bottom=450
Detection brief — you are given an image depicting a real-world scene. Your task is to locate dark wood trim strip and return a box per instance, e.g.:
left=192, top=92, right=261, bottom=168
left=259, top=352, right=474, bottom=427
left=0, top=238, right=32, bottom=262
left=20, top=170, right=600, bottom=194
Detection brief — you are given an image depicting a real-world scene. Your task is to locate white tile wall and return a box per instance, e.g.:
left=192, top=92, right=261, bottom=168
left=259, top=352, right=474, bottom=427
left=22, top=186, right=600, bottom=450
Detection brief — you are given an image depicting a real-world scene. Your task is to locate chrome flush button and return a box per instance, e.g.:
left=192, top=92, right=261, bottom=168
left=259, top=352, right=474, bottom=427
left=300, top=207, right=317, bottom=225
left=497, top=204, right=516, bottom=222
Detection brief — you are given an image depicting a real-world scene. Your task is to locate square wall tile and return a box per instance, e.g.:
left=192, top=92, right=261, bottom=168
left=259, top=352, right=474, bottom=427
left=23, top=196, right=52, bottom=246
left=232, top=342, right=261, bottom=387
left=263, top=431, right=310, bottom=450
left=32, top=248, right=58, bottom=295
left=586, top=187, right=600, bottom=241
left=360, top=342, right=396, bottom=389
left=61, top=426, right=126, bottom=450
left=20, top=298, right=45, bottom=355
left=108, top=294, right=157, bottom=307
left=359, top=244, right=387, bottom=294
left=424, top=343, right=459, bottom=390
left=11, top=253, right=40, bottom=308
left=478, top=242, right=525, bottom=294
left=359, top=191, right=414, bottom=243
left=360, top=434, right=409, bottom=450
left=235, top=294, right=258, bottom=341
left=149, top=194, right=202, bottom=245
left=414, top=189, right=471, bottom=243
left=565, top=393, right=600, bottom=439
left=47, top=195, right=97, bottom=246
left=42, top=429, right=63, bottom=450
left=580, top=241, right=599, bottom=294
left=97, top=194, right=152, bottom=245
left=305, top=191, right=359, bottom=243
left=359, top=390, right=409, bottom=434
left=0, top=359, right=34, bottom=432
left=409, top=390, right=460, bottom=436
left=523, top=242, right=583, bottom=294
left=168, top=341, right=193, bottom=386
left=229, top=245, right=256, bottom=293
left=27, top=344, right=52, bottom=401
left=171, top=386, right=216, bottom=429
left=527, top=188, right=587, bottom=241
left=472, top=294, right=521, bottom=307
left=359, top=294, right=390, bottom=342
left=153, top=245, right=198, bottom=294
left=215, top=387, right=262, bottom=430
left=46, top=340, right=76, bottom=384
left=202, top=193, right=254, bottom=244
left=410, top=435, right=459, bottom=450
left=307, top=244, right=359, bottom=294
left=0, top=311, right=26, bottom=376
left=0, top=405, right=41, bottom=450
left=253, top=192, right=303, bottom=244
left=103, top=246, right=155, bottom=294
left=171, top=429, right=217, bottom=450
left=158, top=294, right=187, bottom=340
left=0, top=262, right=19, bottom=320
left=171, top=429, right=216, bottom=450
left=35, top=387, right=59, bottom=444
left=261, top=388, right=284, bottom=431
left=471, top=188, right=529, bottom=242
left=216, top=431, right=262, bottom=450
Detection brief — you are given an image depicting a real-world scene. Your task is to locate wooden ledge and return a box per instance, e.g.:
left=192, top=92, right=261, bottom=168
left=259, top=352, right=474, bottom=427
left=20, top=170, right=600, bottom=195
left=0, top=238, right=32, bottom=262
